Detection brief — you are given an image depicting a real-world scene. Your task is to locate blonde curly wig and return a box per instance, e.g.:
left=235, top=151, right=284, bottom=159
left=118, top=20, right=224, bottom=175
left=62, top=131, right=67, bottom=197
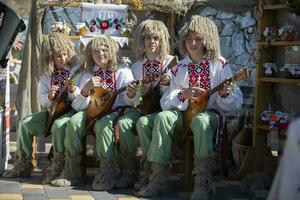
left=133, top=19, right=170, bottom=60
left=84, top=35, right=119, bottom=72
left=39, top=32, right=76, bottom=77
left=178, top=15, right=221, bottom=59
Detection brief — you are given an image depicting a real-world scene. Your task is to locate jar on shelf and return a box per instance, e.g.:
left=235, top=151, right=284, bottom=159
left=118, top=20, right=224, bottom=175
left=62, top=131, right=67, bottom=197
left=263, top=62, right=277, bottom=77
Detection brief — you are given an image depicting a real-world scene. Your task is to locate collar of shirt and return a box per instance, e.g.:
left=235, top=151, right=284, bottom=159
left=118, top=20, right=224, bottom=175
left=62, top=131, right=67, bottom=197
left=143, top=57, right=162, bottom=67
left=93, top=65, right=116, bottom=72
left=185, top=54, right=210, bottom=66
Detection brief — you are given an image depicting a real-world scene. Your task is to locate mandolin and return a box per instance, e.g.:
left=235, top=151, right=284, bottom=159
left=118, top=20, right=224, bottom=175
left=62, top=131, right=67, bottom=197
left=183, top=67, right=250, bottom=131
left=86, top=86, right=125, bottom=133
left=85, top=78, right=154, bottom=133
left=44, top=66, right=83, bottom=137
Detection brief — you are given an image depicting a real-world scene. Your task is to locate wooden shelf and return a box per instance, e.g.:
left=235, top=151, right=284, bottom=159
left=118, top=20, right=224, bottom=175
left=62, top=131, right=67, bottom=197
left=258, top=77, right=300, bottom=84
left=257, top=41, right=300, bottom=46
left=257, top=124, right=269, bottom=131
left=263, top=4, right=289, bottom=10
left=240, top=0, right=293, bottom=179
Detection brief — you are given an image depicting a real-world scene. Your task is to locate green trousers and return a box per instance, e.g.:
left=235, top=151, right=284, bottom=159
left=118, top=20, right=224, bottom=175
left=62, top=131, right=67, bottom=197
left=136, top=110, right=218, bottom=163
left=136, top=110, right=183, bottom=164
left=94, top=109, right=141, bottom=159
left=17, top=110, right=76, bottom=158
left=191, top=111, right=218, bottom=159
left=51, top=110, right=76, bottom=155
left=64, top=109, right=141, bottom=159
left=64, top=110, right=88, bottom=157
left=17, top=110, right=47, bottom=158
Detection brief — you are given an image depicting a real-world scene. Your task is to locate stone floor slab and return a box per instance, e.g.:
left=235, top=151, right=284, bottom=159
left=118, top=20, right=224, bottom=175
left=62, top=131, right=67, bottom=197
left=70, top=195, right=95, bottom=200
left=0, top=180, right=21, bottom=192
left=0, top=194, right=22, bottom=200
left=21, top=183, right=43, bottom=189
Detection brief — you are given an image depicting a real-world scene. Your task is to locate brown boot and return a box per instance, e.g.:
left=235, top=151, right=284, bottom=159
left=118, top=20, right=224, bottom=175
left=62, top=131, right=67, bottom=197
left=50, top=156, right=81, bottom=187
left=136, top=162, right=169, bottom=197
left=190, top=155, right=216, bottom=200
left=115, top=156, right=137, bottom=188
left=134, top=158, right=151, bottom=191
left=92, top=158, right=120, bottom=191
left=42, top=153, right=65, bottom=184
left=2, top=151, right=32, bottom=178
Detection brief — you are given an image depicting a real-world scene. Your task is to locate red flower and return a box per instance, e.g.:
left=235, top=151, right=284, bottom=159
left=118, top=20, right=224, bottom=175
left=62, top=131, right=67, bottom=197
left=89, top=26, right=95, bottom=32
left=100, top=20, right=109, bottom=31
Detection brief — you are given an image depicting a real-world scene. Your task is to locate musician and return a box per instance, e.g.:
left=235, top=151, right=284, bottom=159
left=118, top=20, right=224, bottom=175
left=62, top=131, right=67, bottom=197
left=148, top=15, right=242, bottom=199
left=51, top=35, right=134, bottom=188
left=123, top=19, right=174, bottom=191
left=2, top=32, right=81, bottom=179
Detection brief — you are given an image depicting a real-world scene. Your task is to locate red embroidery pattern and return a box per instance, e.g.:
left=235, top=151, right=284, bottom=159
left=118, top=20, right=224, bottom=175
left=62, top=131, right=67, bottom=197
left=142, top=60, right=162, bottom=80
left=94, top=69, right=116, bottom=91
left=188, top=59, right=210, bottom=92
left=51, top=69, right=70, bottom=92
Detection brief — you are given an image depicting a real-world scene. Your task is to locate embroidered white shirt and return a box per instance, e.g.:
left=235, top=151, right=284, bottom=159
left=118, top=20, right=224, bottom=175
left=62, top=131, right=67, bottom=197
left=37, top=64, right=82, bottom=109
left=71, top=65, right=134, bottom=111
left=128, top=55, right=174, bottom=105
left=161, top=55, right=243, bottom=114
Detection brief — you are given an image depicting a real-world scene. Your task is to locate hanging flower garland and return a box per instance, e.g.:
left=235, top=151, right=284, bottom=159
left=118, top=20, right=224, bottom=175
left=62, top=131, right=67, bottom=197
left=85, top=17, right=126, bottom=34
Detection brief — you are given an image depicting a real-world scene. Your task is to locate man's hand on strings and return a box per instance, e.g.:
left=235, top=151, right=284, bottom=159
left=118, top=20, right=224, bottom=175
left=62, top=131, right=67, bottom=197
left=48, top=85, right=59, bottom=100
left=83, top=77, right=102, bottom=92
left=219, top=81, right=230, bottom=98
left=161, top=73, right=170, bottom=86
left=126, top=81, right=137, bottom=98
left=182, top=87, right=206, bottom=100
left=65, top=80, right=76, bottom=93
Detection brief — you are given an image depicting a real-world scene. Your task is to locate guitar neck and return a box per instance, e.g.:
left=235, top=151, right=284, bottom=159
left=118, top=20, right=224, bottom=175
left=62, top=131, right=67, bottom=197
left=115, top=86, right=127, bottom=96
left=113, top=78, right=148, bottom=96
left=205, top=77, right=233, bottom=98
left=204, top=67, right=249, bottom=98
left=154, top=56, right=179, bottom=89
left=113, top=80, right=139, bottom=96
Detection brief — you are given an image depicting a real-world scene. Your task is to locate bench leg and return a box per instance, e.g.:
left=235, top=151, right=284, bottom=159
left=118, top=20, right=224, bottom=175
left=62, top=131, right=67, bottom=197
left=184, top=138, right=194, bottom=191
left=81, top=135, right=87, bottom=178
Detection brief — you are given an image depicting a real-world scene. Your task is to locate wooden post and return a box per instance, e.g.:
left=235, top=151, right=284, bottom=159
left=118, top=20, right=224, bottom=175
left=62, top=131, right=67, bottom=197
left=32, top=136, right=37, bottom=167
left=168, top=12, right=176, bottom=55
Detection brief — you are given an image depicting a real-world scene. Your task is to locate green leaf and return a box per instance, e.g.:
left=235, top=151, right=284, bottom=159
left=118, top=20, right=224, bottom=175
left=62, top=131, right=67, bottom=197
left=133, top=81, right=143, bottom=108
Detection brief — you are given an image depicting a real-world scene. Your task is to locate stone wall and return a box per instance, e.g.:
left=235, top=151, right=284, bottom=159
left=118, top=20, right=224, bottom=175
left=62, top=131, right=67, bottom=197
left=199, top=6, right=257, bottom=88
